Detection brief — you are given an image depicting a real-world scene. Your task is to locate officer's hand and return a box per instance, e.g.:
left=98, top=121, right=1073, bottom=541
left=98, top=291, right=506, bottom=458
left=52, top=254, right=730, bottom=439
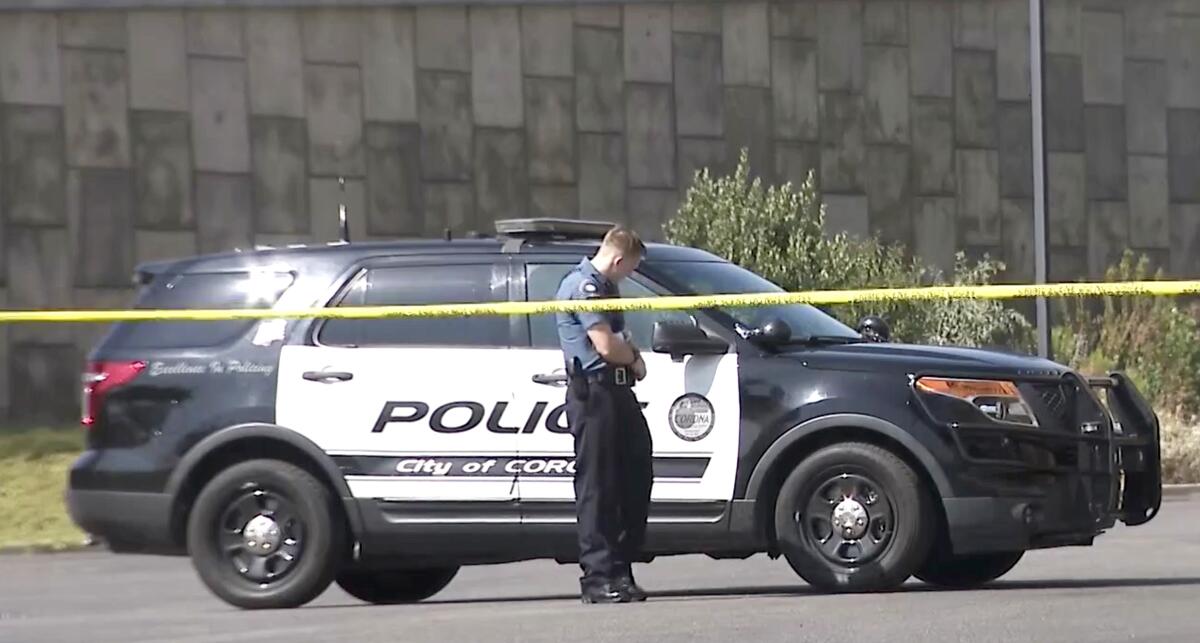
left=632, top=355, right=647, bottom=381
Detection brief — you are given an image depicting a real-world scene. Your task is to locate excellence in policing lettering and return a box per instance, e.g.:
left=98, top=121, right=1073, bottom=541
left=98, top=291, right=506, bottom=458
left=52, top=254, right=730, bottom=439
left=147, top=360, right=276, bottom=377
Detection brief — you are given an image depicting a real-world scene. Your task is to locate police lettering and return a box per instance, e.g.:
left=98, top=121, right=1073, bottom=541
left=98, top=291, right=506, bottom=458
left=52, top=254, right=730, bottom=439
left=371, top=400, right=649, bottom=434
left=430, top=402, right=484, bottom=433
left=486, top=401, right=548, bottom=434
left=374, top=400, right=560, bottom=434
left=371, top=402, right=428, bottom=433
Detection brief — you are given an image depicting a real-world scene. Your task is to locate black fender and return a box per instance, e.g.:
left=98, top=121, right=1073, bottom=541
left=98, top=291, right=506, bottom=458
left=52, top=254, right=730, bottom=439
left=745, top=413, right=954, bottom=502
left=165, top=422, right=365, bottom=542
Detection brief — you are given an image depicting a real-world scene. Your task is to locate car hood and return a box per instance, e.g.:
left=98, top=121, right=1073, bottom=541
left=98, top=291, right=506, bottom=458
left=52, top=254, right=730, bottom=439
left=789, top=341, right=1072, bottom=377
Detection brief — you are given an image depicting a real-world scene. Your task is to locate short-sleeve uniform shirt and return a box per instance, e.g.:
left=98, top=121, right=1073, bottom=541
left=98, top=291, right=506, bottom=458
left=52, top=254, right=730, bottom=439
left=554, top=258, right=625, bottom=374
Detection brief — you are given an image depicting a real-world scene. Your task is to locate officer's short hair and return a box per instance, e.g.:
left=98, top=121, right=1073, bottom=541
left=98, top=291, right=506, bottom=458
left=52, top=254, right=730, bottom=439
left=601, top=225, right=646, bottom=258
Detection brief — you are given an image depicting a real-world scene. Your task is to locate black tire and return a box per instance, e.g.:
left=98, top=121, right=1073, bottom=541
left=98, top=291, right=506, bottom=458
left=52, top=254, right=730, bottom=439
left=336, top=567, right=460, bottom=604
left=186, top=459, right=346, bottom=609
left=774, top=442, right=936, bottom=592
left=915, top=551, right=1024, bottom=589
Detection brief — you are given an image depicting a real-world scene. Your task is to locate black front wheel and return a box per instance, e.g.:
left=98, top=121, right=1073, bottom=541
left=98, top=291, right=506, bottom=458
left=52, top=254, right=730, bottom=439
left=915, top=551, right=1025, bottom=589
left=336, top=567, right=460, bottom=604
left=774, top=442, right=936, bottom=592
left=186, top=459, right=346, bottom=609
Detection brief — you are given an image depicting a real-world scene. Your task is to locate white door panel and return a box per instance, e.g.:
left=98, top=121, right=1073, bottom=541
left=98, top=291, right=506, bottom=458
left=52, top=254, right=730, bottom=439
left=514, top=348, right=740, bottom=504
left=275, top=345, right=519, bottom=501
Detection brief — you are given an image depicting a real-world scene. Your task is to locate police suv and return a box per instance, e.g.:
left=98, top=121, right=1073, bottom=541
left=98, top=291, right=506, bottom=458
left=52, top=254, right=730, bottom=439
left=67, top=218, right=1163, bottom=609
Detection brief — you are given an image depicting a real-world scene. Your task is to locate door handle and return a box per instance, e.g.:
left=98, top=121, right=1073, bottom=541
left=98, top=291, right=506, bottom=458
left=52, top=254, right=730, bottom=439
left=532, top=372, right=568, bottom=386
left=303, top=370, right=354, bottom=382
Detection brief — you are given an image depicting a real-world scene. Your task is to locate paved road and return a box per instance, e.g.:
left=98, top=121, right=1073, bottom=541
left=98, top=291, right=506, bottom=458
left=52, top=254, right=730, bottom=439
left=3, top=494, right=1200, bottom=643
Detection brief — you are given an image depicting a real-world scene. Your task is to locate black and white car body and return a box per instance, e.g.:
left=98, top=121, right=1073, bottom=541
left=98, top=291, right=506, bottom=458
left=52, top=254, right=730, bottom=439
left=67, top=219, right=1164, bottom=609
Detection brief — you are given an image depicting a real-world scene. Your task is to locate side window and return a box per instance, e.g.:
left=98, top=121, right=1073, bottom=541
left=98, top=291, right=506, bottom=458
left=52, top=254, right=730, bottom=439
left=319, top=264, right=508, bottom=347
left=525, top=263, right=693, bottom=349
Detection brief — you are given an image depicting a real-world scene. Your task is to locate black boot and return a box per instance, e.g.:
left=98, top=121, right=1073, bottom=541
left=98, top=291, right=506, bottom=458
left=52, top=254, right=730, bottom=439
left=612, top=575, right=647, bottom=602
left=580, top=581, right=633, bottom=604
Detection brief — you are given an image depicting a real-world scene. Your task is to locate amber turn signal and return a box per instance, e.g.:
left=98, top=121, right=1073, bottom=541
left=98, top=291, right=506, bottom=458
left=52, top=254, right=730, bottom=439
left=915, top=377, right=1021, bottom=400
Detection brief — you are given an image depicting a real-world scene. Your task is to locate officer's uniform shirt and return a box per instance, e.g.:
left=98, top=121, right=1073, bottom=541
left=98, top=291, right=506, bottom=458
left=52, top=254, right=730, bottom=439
left=555, top=258, right=625, bottom=375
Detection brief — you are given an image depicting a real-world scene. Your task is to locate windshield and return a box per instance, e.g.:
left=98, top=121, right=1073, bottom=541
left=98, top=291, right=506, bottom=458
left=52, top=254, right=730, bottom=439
left=644, top=261, right=861, bottom=340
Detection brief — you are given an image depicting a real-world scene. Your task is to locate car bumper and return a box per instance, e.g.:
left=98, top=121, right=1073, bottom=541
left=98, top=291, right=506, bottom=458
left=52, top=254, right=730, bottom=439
left=65, top=445, right=183, bottom=554
left=944, top=493, right=1118, bottom=555
left=65, top=489, right=178, bottom=554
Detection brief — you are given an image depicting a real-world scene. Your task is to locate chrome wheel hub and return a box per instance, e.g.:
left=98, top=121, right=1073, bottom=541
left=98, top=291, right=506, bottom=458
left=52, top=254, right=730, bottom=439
left=832, top=498, right=869, bottom=539
left=242, top=514, right=282, bottom=553
left=218, top=487, right=305, bottom=584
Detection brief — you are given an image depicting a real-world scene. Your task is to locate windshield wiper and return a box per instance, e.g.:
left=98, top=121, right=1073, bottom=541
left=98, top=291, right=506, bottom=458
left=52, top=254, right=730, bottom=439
left=787, top=335, right=867, bottom=345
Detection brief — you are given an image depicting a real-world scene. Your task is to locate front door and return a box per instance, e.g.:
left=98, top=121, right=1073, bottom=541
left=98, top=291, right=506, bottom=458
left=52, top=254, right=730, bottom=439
left=512, top=261, right=742, bottom=524
left=275, top=260, right=522, bottom=507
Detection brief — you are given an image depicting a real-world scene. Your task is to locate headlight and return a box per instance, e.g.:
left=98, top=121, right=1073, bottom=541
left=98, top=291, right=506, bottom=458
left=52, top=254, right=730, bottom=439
left=915, top=377, right=1039, bottom=428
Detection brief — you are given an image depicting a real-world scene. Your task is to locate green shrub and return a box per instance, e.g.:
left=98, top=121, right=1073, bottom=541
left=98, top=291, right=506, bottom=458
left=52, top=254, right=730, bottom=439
left=1054, top=251, right=1200, bottom=416
left=662, top=149, right=1200, bottom=477
left=664, top=149, right=1033, bottom=350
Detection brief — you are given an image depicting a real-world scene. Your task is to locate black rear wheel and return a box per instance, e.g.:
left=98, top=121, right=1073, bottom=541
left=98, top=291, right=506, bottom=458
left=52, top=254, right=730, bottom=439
left=336, top=567, right=460, bottom=604
left=774, top=442, right=936, bottom=592
left=915, top=551, right=1025, bottom=589
left=187, top=459, right=346, bottom=609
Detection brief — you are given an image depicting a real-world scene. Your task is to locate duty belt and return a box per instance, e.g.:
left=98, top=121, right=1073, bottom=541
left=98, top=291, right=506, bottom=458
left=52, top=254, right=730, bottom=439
left=574, top=366, right=633, bottom=387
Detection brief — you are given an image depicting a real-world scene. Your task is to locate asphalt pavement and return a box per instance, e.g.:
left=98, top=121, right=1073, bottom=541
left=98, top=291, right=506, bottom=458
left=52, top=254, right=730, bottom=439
left=3, top=493, right=1200, bottom=643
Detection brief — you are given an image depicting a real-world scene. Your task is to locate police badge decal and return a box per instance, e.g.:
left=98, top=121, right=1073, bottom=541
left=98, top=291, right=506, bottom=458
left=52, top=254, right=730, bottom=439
left=667, top=394, right=715, bottom=442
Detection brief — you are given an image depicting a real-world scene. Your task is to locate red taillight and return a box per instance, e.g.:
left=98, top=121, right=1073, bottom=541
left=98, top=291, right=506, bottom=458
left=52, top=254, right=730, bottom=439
left=81, top=360, right=146, bottom=427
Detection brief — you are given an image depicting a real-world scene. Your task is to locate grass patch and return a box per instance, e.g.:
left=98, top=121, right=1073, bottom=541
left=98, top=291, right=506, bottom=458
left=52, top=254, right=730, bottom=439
left=0, top=427, right=89, bottom=551
left=0, top=426, right=85, bottom=459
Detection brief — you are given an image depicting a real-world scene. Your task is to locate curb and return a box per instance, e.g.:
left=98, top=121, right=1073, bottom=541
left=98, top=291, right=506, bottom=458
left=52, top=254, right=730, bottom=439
left=0, top=539, right=99, bottom=556
left=1162, top=483, right=1200, bottom=497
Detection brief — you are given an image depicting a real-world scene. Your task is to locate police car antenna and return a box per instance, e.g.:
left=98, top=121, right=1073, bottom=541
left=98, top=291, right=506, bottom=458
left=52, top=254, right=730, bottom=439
left=337, top=176, right=350, bottom=244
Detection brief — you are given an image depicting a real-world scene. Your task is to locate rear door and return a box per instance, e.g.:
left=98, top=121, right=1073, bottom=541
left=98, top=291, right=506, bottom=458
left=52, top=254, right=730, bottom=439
left=275, top=257, right=522, bottom=507
left=511, top=259, right=742, bottom=523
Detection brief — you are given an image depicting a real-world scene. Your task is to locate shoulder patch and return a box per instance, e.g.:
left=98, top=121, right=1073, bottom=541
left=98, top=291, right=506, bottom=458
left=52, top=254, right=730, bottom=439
left=581, top=281, right=598, bottom=294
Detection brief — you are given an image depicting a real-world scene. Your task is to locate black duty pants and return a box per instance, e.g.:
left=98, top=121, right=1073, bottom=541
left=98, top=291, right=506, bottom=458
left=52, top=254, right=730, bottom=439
left=565, top=375, right=653, bottom=588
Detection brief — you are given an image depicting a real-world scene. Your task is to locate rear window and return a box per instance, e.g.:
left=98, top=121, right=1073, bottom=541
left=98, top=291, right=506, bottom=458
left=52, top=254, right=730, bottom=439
left=105, top=271, right=295, bottom=349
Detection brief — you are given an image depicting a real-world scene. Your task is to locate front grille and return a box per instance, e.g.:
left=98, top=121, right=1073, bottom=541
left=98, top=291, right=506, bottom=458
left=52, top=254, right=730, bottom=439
left=1052, top=443, right=1079, bottom=467
left=1032, top=382, right=1075, bottom=428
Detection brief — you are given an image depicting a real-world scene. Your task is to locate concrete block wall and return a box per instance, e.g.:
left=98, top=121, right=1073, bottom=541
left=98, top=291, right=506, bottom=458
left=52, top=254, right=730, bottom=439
left=0, top=0, right=1197, bottom=422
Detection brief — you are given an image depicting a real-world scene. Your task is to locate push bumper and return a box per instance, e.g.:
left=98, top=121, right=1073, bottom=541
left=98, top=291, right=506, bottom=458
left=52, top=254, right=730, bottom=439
left=932, top=371, right=1163, bottom=555
left=1098, top=372, right=1163, bottom=526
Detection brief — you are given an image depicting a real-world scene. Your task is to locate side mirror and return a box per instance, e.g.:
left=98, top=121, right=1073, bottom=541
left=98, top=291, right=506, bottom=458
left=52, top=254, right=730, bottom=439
left=759, top=318, right=792, bottom=344
left=744, top=317, right=792, bottom=345
left=651, top=321, right=729, bottom=358
left=857, top=315, right=891, bottom=342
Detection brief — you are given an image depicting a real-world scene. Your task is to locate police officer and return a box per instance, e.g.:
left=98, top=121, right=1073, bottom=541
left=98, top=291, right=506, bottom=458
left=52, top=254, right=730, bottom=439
left=554, top=225, right=653, bottom=604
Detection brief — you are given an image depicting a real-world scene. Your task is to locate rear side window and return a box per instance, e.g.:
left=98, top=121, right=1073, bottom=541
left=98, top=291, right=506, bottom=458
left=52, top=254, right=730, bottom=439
left=318, top=264, right=509, bottom=347
left=108, top=271, right=295, bottom=349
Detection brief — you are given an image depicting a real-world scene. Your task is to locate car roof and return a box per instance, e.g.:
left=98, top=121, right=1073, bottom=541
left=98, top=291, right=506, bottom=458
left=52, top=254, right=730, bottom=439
left=136, top=220, right=728, bottom=277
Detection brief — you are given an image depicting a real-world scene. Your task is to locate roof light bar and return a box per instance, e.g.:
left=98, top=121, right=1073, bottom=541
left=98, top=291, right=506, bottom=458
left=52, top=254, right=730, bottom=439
left=493, top=218, right=618, bottom=239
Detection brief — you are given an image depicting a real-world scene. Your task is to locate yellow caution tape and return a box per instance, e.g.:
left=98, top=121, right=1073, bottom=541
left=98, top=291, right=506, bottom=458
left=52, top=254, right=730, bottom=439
left=0, top=279, right=1198, bottom=323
